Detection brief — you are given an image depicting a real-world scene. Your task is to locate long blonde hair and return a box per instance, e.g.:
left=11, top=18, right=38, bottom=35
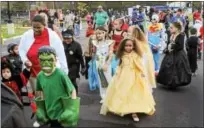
left=131, top=25, right=147, bottom=43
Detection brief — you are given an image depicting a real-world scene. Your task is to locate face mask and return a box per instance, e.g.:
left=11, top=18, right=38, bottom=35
left=39, top=53, right=56, bottom=74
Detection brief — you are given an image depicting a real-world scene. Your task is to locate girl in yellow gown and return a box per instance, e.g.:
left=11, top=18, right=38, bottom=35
left=100, top=38, right=156, bottom=122
left=128, top=26, right=156, bottom=92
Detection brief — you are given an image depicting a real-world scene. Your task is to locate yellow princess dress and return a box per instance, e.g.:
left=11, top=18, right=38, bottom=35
left=140, top=41, right=157, bottom=90
left=100, top=51, right=156, bottom=116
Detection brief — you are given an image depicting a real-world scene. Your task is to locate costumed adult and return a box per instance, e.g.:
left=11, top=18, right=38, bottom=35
left=157, top=22, right=192, bottom=89
left=19, top=15, right=68, bottom=95
left=88, top=27, right=114, bottom=103
left=147, top=14, right=166, bottom=75
left=128, top=25, right=156, bottom=92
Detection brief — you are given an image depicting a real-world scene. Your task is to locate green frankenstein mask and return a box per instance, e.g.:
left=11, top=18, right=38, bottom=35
left=38, top=46, right=57, bottom=74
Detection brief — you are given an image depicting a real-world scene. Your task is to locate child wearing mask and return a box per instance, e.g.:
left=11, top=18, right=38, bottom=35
left=35, top=46, right=79, bottom=127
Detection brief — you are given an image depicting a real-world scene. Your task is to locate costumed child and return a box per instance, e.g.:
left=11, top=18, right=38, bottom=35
left=109, top=19, right=127, bottom=53
left=100, top=38, right=156, bottom=122
left=84, top=28, right=96, bottom=79
left=186, top=28, right=200, bottom=76
left=121, top=17, right=129, bottom=32
left=1, top=56, right=37, bottom=116
left=6, top=43, right=23, bottom=76
left=35, top=46, right=79, bottom=127
left=62, top=29, right=86, bottom=94
left=128, top=25, right=156, bottom=92
left=157, top=22, right=191, bottom=89
left=109, top=19, right=127, bottom=75
left=147, top=14, right=166, bottom=76
left=86, top=23, right=94, bottom=38
left=88, top=26, right=114, bottom=103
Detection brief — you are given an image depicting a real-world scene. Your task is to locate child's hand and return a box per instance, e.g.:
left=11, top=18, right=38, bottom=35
left=71, top=89, right=77, bottom=99
left=103, top=64, right=108, bottom=72
left=25, top=60, right=32, bottom=68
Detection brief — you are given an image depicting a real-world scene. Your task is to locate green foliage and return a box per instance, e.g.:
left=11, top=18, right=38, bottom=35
left=10, top=1, right=28, bottom=11
left=1, top=24, right=30, bottom=39
left=22, top=20, right=31, bottom=27
left=76, top=2, right=89, bottom=17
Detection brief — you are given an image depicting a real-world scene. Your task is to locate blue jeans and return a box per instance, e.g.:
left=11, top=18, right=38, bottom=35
left=74, top=24, right=80, bottom=36
left=153, top=52, right=160, bottom=73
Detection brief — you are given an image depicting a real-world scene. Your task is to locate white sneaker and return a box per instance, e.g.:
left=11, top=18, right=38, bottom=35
left=100, top=99, right=104, bottom=104
left=33, top=121, right=40, bottom=127
left=132, top=114, right=139, bottom=122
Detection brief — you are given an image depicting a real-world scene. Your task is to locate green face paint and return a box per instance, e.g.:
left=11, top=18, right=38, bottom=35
left=39, top=53, right=56, bottom=74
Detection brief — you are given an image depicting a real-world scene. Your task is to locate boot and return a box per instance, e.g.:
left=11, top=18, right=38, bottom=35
left=58, top=96, right=80, bottom=127
left=35, top=97, right=48, bottom=123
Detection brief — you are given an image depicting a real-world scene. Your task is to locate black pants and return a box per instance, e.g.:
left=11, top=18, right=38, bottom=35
left=50, top=120, right=63, bottom=128
left=188, top=51, right=197, bottom=73
left=70, top=78, right=78, bottom=94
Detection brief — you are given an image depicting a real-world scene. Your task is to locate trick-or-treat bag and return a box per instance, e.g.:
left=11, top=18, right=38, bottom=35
left=35, top=97, right=48, bottom=123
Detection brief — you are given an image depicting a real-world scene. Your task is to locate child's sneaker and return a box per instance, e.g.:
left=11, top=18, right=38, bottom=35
left=33, top=121, right=40, bottom=127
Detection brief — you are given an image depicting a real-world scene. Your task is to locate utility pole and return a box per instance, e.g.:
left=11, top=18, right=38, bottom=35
left=7, top=1, right=15, bottom=35
left=7, top=1, right=12, bottom=23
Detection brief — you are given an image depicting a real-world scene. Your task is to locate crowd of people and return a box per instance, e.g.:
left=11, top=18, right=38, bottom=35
left=1, top=5, right=204, bottom=128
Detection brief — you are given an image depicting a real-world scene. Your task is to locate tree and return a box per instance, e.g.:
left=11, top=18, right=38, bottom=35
left=76, top=2, right=89, bottom=17
left=10, top=1, right=29, bottom=12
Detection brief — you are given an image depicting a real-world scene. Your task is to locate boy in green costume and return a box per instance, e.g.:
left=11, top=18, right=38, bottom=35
left=35, top=46, right=80, bottom=127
